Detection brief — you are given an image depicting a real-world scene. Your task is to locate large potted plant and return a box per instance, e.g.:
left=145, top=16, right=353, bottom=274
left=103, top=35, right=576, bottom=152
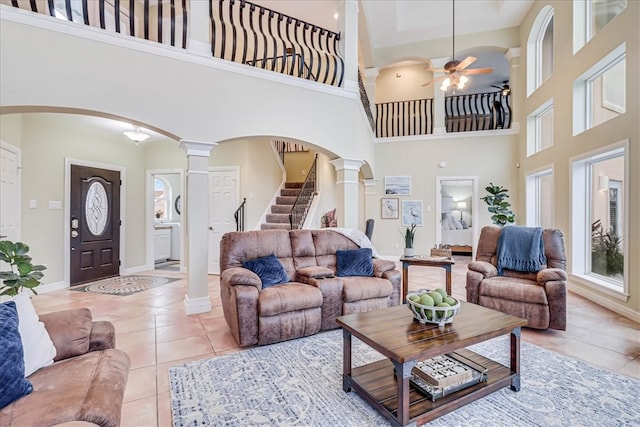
left=481, top=183, right=516, bottom=227
left=0, top=240, right=47, bottom=296
left=403, top=224, right=417, bottom=257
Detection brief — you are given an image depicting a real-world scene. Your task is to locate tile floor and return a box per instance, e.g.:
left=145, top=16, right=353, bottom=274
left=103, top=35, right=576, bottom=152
left=31, top=257, right=639, bottom=427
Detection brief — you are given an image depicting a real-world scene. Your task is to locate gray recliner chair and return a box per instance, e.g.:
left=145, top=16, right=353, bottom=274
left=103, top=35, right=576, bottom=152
left=466, top=226, right=568, bottom=330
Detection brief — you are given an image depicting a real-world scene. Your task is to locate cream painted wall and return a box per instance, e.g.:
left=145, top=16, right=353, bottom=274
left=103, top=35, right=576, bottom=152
left=15, top=113, right=148, bottom=284
left=372, top=134, right=518, bottom=256
left=376, top=64, right=434, bottom=104
left=518, top=1, right=639, bottom=314
left=0, top=114, right=22, bottom=145
left=310, top=152, right=338, bottom=229
left=284, top=150, right=316, bottom=183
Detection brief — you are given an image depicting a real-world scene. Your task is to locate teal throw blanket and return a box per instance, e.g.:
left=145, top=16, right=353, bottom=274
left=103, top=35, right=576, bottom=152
left=497, top=226, right=546, bottom=275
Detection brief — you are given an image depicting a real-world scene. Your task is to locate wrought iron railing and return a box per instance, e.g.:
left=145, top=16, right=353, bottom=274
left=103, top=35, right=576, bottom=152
left=358, top=70, right=375, bottom=133
left=289, top=154, right=317, bottom=230
left=375, top=98, right=434, bottom=138
left=211, top=0, right=344, bottom=87
left=445, top=91, right=512, bottom=132
left=4, top=0, right=188, bottom=48
left=234, top=197, right=246, bottom=231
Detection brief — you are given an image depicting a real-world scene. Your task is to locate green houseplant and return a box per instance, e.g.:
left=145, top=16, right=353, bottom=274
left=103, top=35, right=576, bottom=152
left=0, top=240, right=47, bottom=296
left=591, top=225, right=624, bottom=277
left=481, top=182, right=516, bottom=227
left=402, top=224, right=417, bottom=257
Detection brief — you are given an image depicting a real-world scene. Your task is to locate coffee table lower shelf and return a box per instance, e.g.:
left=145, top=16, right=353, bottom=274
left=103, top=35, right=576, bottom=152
left=348, top=348, right=514, bottom=426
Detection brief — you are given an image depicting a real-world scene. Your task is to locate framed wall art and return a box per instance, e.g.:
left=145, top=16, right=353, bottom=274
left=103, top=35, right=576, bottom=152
left=401, top=200, right=423, bottom=226
left=380, top=197, right=399, bottom=219
left=384, top=176, right=411, bottom=195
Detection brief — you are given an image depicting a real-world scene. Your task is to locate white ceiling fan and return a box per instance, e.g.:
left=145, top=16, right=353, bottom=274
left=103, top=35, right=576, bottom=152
left=421, top=0, right=493, bottom=91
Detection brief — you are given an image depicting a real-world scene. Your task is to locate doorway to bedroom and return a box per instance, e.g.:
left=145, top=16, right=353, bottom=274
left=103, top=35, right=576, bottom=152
left=435, top=177, right=478, bottom=257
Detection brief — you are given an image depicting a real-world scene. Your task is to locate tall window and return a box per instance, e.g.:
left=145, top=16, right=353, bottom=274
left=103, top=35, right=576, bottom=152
left=526, top=169, right=553, bottom=229
left=527, top=7, right=554, bottom=95
left=527, top=100, right=553, bottom=156
left=589, top=0, right=627, bottom=39
left=154, top=178, right=170, bottom=221
left=571, top=144, right=626, bottom=291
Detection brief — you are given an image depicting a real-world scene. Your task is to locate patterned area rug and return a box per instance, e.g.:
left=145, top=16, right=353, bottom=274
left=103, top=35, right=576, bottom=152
left=72, top=275, right=178, bottom=296
left=170, top=329, right=640, bottom=427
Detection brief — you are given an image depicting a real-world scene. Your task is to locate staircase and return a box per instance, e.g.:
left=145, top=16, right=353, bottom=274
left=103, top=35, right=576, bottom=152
left=261, top=182, right=305, bottom=230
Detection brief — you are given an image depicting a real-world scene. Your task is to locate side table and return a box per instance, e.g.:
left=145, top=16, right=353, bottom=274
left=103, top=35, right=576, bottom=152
left=400, top=255, right=455, bottom=300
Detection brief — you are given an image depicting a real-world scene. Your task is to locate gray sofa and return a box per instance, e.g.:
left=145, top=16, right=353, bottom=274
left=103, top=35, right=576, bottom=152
left=220, top=229, right=401, bottom=347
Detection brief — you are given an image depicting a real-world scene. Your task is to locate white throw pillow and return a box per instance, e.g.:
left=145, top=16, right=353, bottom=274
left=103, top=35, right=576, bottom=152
left=11, top=292, right=57, bottom=377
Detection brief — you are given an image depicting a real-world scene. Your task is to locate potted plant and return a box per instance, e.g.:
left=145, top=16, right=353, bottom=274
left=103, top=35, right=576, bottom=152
left=481, top=182, right=515, bottom=227
left=0, top=240, right=47, bottom=296
left=403, top=224, right=417, bottom=257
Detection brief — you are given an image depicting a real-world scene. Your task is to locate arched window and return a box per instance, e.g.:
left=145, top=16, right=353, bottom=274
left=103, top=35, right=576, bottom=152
left=527, top=6, right=554, bottom=95
left=154, top=177, right=171, bottom=221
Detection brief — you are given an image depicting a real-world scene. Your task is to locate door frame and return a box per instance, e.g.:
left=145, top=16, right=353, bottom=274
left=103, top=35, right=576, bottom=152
left=0, top=140, right=22, bottom=242
left=145, top=168, right=185, bottom=272
left=435, top=176, right=479, bottom=258
left=208, top=166, right=240, bottom=275
left=64, top=158, right=126, bottom=287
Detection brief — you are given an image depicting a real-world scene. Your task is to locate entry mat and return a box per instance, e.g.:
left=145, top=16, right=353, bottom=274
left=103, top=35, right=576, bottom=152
left=71, top=275, right=179, bottom=296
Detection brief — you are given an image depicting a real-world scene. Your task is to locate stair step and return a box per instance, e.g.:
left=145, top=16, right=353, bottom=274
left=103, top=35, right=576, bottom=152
left=285, top=182, right=304, bottom=189
left=266, top=213, right=290, bottom=224
left=271, top=204, right=293, bottom=214
left=276, top=196, right=297, bottom=205
left=261, top=223, right=292, bottom=230
left=280, top=188, right=301, bottom=197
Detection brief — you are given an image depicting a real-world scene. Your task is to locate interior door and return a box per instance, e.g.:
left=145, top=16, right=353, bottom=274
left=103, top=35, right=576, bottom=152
left=70, top=165, right=121, bottom=285
left=208, top=168, right=238, bottom=274
left=0, top=145, right=20, bottom=243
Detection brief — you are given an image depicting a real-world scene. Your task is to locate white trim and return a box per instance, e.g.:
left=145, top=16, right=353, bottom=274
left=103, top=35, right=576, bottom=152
left=374, top=124, right=519, bottom=144
left=122, top=264, right=149, bottom=275
left=180, top=140, right=218, bottom=157
left=0, top=140, right=22, bottom=242
left=64, top=158, right=126, bottom=287
left=329, top=158, right=364, bottom=172
left=184, top=294, right=212, bottom=315
left=37, top=281, right=67, bottom=294
left=525, top=165, right=555, bottom=228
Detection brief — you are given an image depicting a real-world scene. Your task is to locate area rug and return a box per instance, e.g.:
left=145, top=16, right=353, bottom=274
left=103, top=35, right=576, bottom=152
left=71, top=275, right=178, bottom=296
left=169, top=330, right=640, bottom=427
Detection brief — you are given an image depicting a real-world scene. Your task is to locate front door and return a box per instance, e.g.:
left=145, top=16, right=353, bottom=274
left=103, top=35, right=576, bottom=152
left=70, top=165, right=121, bottom=285
left=208, top=168, right=238, bottom=274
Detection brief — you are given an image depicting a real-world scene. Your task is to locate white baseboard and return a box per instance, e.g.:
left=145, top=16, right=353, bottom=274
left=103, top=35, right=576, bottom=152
left=123, top=264, right=150, bottom=275
left=568, top=284, right=640, bottom=323
left=38, top=281, right=68, bottom=294
left=184, top=295, right=211, bottom=315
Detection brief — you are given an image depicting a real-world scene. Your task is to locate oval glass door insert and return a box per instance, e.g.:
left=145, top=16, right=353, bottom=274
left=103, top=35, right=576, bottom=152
left=85, top=181, right=109, bottom=236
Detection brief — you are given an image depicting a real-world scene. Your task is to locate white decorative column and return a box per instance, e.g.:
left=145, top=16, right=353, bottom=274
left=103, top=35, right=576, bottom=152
left=337, top=0, right=359, bottom=93
left=505, top=48, right=521, bottom=128
left=330, top=158, right=364, bottom=228
left=429, top=57, right=450, bottom=135
left=187, top=0, right=211, bottom=56
left=180, top=140, right=217, bottom=315
left=361, top=178, right=378, bottom=231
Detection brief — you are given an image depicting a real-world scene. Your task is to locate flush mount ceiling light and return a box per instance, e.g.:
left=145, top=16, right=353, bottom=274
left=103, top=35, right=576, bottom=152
left=123, top=126, right=150, bottom=144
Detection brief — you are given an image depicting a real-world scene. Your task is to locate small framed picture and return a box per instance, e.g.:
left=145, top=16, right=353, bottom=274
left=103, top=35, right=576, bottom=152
left=384, top=176, right=411, bottom=195
left=381, top=197, right=399, bottom=219
left=401, top=200, right=423, bottom=226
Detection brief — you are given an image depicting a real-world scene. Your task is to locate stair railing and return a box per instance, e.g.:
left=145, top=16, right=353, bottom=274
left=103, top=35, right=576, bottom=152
left=211, top=0, right=344, bottom=87
left=234, top=197, right=247, bottom=231
left=375, top=98, right=434, bottom=138
left=289, top=154, right=318, bottom=230
left=358, top=70, right=375, bottom=133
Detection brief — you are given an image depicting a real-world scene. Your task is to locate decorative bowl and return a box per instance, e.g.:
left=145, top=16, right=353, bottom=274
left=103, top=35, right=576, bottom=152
left=406, top=289, right=460, bottom=326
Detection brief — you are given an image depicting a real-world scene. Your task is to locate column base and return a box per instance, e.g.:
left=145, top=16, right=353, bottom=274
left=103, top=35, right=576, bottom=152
left=184, top=294, right=211, bottom=315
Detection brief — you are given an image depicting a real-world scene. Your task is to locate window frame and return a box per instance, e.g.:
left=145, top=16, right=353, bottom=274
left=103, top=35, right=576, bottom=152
left=527, top=6, right=555, bottom=96
left=570, top=140, right=629, bottom=299
left=525, top=167, right=554, bottom=228
left=154, top=177, right=171, bottom=222
left=527, top=99, right=554, bottom=156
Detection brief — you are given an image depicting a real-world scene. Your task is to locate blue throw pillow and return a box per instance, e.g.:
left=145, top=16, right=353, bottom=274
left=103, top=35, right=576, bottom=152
left=0, top=301, right=33, bottom=409
left=242, top=254, right=289, bottom=289
left=336, top=248, right=374, bottom=277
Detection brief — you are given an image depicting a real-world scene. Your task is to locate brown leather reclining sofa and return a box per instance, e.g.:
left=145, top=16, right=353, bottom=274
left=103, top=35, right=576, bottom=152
left=0, top=308, right=130, bottom=427
left=220, top=229, right=401, bottom=347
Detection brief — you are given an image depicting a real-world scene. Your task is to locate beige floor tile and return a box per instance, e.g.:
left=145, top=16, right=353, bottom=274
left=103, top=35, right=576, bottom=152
left=549, top=339, right=635, bottom=373
left=121, top=395, right=158, bottom=427
left=156, top=321, right=207, bottom=343
left=123, top=365, right=157, bottom=403
left=617, top=356, right=640, bottom=380
left=157, top=392, right=173, bottom=427
left=156, top=335, right=214, bottom=364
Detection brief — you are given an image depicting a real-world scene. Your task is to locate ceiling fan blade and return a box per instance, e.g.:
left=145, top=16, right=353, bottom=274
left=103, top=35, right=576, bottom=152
left=461, top=67, right=494, bottom=75
left=455, top=56, right=477, bottom=70
left=420, top=75, right=446, bottom=87
left=425, top=67, right=447, bottom=73
left=490, top=85, right=502, bottom=89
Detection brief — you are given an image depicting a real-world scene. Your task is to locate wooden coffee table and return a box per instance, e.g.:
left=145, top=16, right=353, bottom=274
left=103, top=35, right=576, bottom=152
left=336, top=303, right=527, bottom=426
